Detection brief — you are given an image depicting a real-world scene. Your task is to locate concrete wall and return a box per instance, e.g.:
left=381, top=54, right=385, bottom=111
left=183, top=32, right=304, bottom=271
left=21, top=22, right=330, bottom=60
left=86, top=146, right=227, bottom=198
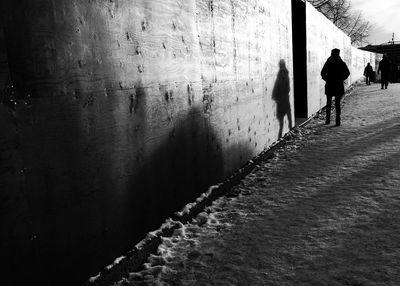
left=306, top=2, right=351, bottom=116
left=350, top=46, right=377, bottom=84
left=305, top=2, right=376, bottom=116
left=1, top=0, right=293, bottom=284
left=0, top=25, right=9, bottom=93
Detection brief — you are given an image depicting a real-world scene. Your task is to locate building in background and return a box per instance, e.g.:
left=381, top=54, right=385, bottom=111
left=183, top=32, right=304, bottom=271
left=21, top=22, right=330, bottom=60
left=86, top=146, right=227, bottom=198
left=360, top=41, right=400, bottom=83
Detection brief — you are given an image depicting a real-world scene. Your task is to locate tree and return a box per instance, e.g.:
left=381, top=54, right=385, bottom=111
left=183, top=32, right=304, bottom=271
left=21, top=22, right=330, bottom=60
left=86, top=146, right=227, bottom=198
left=307, top=0, right=371, bottom=46
left=307, top=0, right=331, bottom=9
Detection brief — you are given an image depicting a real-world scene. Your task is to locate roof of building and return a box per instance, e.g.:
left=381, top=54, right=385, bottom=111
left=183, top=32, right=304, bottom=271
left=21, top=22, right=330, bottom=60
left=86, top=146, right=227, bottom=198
left=360, top=42, right=400, bottom=54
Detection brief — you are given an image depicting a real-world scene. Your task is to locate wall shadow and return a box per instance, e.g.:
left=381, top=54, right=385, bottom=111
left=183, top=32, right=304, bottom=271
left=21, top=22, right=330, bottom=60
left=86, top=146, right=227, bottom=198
left=272, top=59, right=293, bottom=138
left=86, top=102, right=255, bottom=286
left=0, top=25, right=10, bottom=93
left=3, top=0, right=118, bottom=99
left=122, top=105, right=227, bottom=245
left=0, top=83, right=254, bottom=286
left=0, top=1, right=125, bottom=285
left=0, top=1, right=259, bottom=285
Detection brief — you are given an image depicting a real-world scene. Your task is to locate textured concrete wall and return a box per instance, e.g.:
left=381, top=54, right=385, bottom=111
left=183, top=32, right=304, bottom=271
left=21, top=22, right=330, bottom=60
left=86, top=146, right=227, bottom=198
left=305, top=2, right=376, bottom=116
left=350, top=46, right=377, bottom=84
left=1, top=0, right=293, bottom=284
left=305, top=2, right=351, bottom=116
left=0, top=26, right=9, bottom=92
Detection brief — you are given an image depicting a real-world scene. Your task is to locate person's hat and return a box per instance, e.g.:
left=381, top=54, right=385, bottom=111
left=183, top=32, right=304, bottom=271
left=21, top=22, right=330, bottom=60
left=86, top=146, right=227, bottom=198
left=331, top=48, right=340, bottom=56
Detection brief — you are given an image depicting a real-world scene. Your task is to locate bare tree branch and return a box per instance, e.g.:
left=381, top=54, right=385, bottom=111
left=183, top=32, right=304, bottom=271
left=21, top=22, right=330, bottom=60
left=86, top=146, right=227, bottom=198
left=307, top=0, right=371, bottom=46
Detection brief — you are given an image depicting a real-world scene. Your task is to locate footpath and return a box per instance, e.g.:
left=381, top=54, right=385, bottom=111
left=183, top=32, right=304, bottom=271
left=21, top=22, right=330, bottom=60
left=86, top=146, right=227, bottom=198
left=113, top=83, right=400, bottom=286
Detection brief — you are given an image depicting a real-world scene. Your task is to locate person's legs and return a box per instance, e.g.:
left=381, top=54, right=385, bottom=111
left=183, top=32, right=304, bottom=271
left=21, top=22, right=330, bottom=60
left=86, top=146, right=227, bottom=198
left=326, top=95, right=332, bottom=124
left=335, top=95, right=341, bottom=126
left=366, top=76, right=370, bottom=85
left=382, top=76, right=389, bottom=89
left=278, top=117, right=283, bottom=138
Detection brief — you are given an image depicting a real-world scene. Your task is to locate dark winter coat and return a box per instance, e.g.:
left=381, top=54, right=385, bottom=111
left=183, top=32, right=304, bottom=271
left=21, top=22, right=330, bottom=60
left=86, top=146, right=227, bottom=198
left=378, top=58, right=391, bottom=77
left=321, top=55, right=350, bottom=97
left=364, top=65, right=373, bottom=76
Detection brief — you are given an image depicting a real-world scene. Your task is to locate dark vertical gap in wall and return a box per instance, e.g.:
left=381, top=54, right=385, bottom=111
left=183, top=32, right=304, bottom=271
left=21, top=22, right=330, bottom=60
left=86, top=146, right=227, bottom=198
left=291, top=0, right=308, bottom=120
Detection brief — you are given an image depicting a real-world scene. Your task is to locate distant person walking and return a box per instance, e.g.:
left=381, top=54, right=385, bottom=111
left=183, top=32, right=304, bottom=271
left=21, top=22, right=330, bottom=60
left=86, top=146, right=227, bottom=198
left=363, top=63, right=373, bottom=85
left=378, top=54, right=391, bottom=89
left=321, top=48, right=350, bottom=126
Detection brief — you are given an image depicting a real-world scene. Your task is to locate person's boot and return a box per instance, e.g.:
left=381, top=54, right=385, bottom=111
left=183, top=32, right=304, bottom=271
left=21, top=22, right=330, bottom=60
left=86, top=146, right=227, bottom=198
left=325, top=115, right=330, bottom=125
left=335, top=116, right=340, bottom=126
left=325, top=110, right=330, bottom=124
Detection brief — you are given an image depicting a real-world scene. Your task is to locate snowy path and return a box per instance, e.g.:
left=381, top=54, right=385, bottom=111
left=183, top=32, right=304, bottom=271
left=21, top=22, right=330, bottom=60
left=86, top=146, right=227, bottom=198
left=117, top=83, right=400, bottom=285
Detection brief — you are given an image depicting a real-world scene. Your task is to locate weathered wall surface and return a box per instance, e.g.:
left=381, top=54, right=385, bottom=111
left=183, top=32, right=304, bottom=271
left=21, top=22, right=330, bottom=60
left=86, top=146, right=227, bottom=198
left=305, top=2, right=376, bottom=116
left=305, top=2, right=351, bottom=116
left=350, top=46, right=377, bottom=84
left=1, top=0, right=293, bottom=285
left=0, top=26, right=9, bottom=92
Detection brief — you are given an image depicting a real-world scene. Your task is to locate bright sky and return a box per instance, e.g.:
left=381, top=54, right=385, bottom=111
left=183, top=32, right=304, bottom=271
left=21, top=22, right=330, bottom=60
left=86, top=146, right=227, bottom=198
left=351, top=0, right=400, bottom=45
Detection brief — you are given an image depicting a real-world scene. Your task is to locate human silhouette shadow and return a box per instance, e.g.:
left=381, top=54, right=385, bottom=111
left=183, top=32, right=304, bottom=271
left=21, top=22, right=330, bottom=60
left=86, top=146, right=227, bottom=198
left=272, top=60, right=293, bottom=138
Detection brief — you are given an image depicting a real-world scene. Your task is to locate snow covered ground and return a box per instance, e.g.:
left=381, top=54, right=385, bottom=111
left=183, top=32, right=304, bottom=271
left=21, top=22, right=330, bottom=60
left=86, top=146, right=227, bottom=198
left=112, top=83, right=400, bottom=285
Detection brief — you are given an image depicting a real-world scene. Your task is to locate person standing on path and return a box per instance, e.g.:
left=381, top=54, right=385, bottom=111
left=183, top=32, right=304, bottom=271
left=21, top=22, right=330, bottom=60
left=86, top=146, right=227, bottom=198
left=321, top=48, right=350, bottom=126
left=364, top=62, right=373, bottom=85
left=378, top=54, right=391, bottom=89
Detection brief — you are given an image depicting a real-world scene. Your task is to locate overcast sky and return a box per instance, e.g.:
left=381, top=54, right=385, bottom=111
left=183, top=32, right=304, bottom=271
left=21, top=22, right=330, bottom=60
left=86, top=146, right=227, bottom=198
left=351, top=0, right=399, bottom=45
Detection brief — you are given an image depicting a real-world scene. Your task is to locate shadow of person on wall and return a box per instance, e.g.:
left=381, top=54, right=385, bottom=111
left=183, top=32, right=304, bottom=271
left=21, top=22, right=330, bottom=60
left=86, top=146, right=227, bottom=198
left=129, top=105, right=227, bottom=229
left=116, top=100, right=253, bottom=279
left=272, top=59, right=292, bottom=138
